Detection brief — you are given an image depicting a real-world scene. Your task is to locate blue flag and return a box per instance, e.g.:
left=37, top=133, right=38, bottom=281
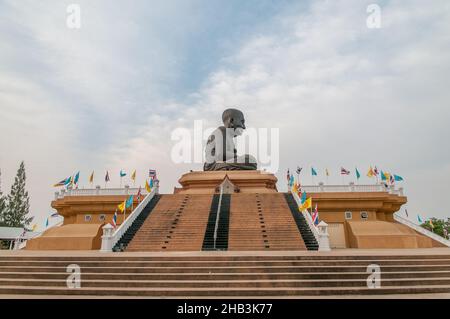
left=300, top=192, right=307, bottom=204
left=311, top=167, right=318, bottom=176
left=73, top=171, right=80, bottom=184
left=355, top=168, right=361, bottom=179
left=120, top=170, right=127, bottom=177
left=125, top=195, right=133, bottom=208
left=417, top=215, right=423, bottom=224
left=394, top=174, right=404, bottom=182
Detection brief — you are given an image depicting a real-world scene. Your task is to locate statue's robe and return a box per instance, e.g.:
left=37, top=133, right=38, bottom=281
left=203, top=126, right=257, bottom=171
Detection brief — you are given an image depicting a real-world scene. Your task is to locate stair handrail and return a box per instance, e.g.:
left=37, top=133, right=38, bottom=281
left=100, top=186, right=158, bottom=252
left=213, top=184, right=224, bottom=250
left=291, top=191, right=319, bottom=242
left=394, top=213, right=450, bottom=247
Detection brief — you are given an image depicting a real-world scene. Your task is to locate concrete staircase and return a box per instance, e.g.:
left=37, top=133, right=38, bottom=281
left=228, top=193, right=307, bottom=251
left=1, top=253, right=450, bottom=297
left=126, top=194, right=213, bottom=251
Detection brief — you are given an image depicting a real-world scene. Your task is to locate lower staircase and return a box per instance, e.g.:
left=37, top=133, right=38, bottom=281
left=1, top=253, right=450, bottom=297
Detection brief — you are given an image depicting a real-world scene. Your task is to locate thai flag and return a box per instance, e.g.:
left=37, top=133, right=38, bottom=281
left=112, top=210, right=118, bottom=228
left=341, top=167, right=350, bottom=175
left=149, top=169, right=157, bottom=179
left=374, top=166, right=379, bottom=176
left=137, top=187, right=142, bottom=203
left=312, top=204, right=319, bottom=226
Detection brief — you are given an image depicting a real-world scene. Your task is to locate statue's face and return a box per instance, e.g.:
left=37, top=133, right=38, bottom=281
left=223, top=109, right=246, bottom=136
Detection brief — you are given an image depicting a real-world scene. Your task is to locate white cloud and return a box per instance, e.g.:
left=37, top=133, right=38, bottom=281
left=1, top=0, right=449, bottom=226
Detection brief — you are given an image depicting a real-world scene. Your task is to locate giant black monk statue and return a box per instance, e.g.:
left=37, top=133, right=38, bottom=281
left=203, top=108, right=257, bottom=171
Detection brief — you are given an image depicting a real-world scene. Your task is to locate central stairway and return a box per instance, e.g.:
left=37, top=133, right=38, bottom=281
left=120, top=193, right=312, bottom=252
left=1, top=252, right=450, bottom=297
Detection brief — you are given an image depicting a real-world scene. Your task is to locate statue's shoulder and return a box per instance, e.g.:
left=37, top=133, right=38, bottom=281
left=207, top=126, right=226, bottom=143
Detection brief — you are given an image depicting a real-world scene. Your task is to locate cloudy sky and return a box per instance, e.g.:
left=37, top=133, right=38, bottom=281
left=0, top=0, right=449, bottom=228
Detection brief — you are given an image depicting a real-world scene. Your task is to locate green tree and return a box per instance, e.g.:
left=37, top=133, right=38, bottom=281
left=3, top=162, right=33, bottom=228
left=421, top=217, right=450, bottom=239
left=0, top=169, right=6, bottom=226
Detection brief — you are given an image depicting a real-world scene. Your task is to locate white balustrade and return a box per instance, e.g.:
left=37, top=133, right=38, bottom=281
left=55, top=187, right=149, bottom=199
left=100, top=186, right=158, bottom=252
left=393, top=214, right=450, bottom=247
left=301, top=183, right=398, bottom=193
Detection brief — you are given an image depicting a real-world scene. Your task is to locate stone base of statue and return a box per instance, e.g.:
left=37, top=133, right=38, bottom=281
left=203, top=155, right=258, bottom=171
left=174, top=170, right=278, bottom=194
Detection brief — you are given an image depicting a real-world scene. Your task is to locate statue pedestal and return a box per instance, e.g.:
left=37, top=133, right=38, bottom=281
left=174, top=170, right=278, bottom=194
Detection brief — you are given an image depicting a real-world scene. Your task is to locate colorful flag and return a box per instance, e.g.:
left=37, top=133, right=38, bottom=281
left=112, top=210, right=118, bottom=228
left=405, top=209, right=409, bottom=217
left=311, top=167, right=318, bottom=176
left=296, top=182, right=301, bottom=195
left=300, top=191, right=307, bottom=205
left=125, top=195, right=134, bottom=209
left=429, top=219, right=434, bottom=229
left=31, top=224, right=38, bottom=232
left=105, top=171, right=110, bottom=182
left=325, top=168, right=330, bottom=177
left=145, top=179, right=152, bottom=193
left=417, top=215, right=423, bottom=224
left=389, top=174, right=395, bottom=184
left=381, top=170, right=387, bottom=181
left=367, top=166, right=375, bottom=178
left=137, top=187, right=142, bottom=203
left=118, top=200, right=126, bottom=213
left=289, top=174, right=294, bottom=187
left=312, top=204, right=319, bottom=226
left=89, top=171, right=94, bottom=183
left=355, top=168, right=361, bottom=179
left=394, top=174, right=404, bottom=182
left=296, top=166, right=302, bottom=175
left=50, top=212, right=60, bottom=218
left=286, top=169, right=290, bottom=182
left=374, top=166, right=379, bottom=176
left=341, top=167, right=350, bottom=175
left=300, top=197, right=312, bottom=210
left=53, top=177, right=70, bottom=187
left=45, top=218, right=49, bottom=228
left=73, top=171, right=80, bottom=185
left=149, top=178, right=154, bottom=188
left=149, top=169, right=157, bottom=178
left=292, top=183, right=299, bottom=194
left=131, top=170, right=136, bottom=182
left=120, top=170, right=127, bottom=177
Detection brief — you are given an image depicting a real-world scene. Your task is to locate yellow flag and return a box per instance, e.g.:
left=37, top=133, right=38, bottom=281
left=89, top=171, right=94, bottom=183
left=367, top=166, right=374, bottom=178
left=292, top=183, right=298, bottom=194
left=325, top=169, right=329, bottom=176
left=300, top=197, right=312, bottom=210
left=118, top=200, right=126, bottom=213
left=131, top=170, right=136, bottom=182
left=429, top=220, right=434, bottom=228
left=31, top=224, right=37, bottom=231
left=145, top=179, right=152, bottom=193
left=384, top=172, right=391, bottom=181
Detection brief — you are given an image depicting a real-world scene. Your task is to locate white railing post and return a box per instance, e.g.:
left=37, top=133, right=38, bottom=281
left=317, top=221, right=331, bottom=251
left=100, top=224, right=114, bottom=252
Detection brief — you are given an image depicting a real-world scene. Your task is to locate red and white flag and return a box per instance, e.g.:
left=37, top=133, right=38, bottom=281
left=312, top=204, right=319, bottom=226
left=341, top=167, right=350, bottom=175
left=137, top=186, right=142, bottom=203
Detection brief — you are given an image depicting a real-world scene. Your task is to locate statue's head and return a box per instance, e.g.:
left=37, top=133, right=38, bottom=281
left=222, top=108, right=246, bottom=136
